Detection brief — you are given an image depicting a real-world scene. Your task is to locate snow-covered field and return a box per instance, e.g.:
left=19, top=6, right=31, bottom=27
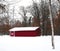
left=0, top=35, right=60, bottom=51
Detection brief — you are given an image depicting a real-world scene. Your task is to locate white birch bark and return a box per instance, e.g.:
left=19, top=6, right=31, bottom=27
left=49, top=0, right=55, bottom=49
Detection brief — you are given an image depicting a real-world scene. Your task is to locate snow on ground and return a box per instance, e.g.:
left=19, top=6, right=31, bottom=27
left=0, top=35, right=60, bottom=51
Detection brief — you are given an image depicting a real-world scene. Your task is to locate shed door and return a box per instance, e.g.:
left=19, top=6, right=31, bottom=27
left=10, top=31, right=15, bottom=36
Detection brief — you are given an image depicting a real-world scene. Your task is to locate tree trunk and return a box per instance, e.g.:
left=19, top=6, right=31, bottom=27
left=49, top=0, right=55, bottom=49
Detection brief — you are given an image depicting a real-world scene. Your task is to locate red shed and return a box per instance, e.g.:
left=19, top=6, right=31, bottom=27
left=9, top=27, right=41, bottom=37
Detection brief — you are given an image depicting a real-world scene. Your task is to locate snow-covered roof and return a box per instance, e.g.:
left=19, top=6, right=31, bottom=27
left=9, top=27, right=39, bottom=31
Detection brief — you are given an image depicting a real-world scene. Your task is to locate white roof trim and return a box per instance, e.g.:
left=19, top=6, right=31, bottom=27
left=9, top=27, right=39, bottom=31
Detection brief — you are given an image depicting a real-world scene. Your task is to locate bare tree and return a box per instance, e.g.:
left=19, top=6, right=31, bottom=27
left=32, top=0, right=40, bottom=27
left=28, top=17, right=32, bottom=26
left=40, top=0, right=50, bottom=35
left=49, top=0, right=55, bottom=49
left=57, top=0, right=60, bottom=4
left=0, top=3, right=9, bottom=34
left=19, top=6, right=27, bottom=27
left=57, top=0, right=60, bottom=10
left=14, top=20, right=22, bottom=27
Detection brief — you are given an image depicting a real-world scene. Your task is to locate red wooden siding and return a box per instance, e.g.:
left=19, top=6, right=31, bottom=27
left=9, top=27, right=41, bottom=37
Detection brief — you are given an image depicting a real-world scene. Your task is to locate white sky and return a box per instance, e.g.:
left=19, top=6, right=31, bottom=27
left=6, top=0, right=57, bottom=7
left=6, top=0, right=33, bottom=7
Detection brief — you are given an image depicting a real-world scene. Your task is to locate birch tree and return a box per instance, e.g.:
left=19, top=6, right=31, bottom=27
left=49, top=0, right=55, bottom=49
